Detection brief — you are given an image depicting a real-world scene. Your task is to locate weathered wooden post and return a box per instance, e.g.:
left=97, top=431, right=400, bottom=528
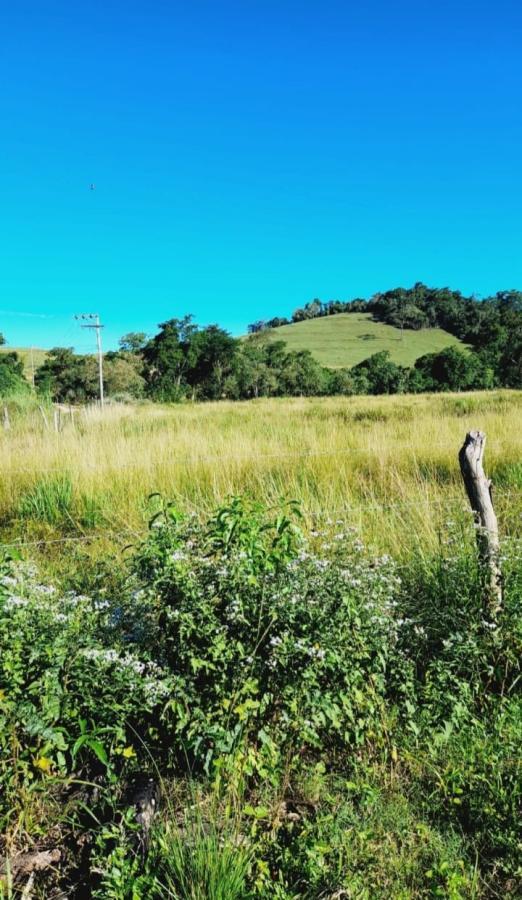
left=459, top=430, right=502, bottom=616
left=3, top=406, right=10, bottom=431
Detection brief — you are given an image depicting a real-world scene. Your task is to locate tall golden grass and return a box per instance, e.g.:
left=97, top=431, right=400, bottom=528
left=1, top=390, right=522, bottom=558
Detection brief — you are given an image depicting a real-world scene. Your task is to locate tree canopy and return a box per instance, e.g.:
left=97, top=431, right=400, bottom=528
left=20, top=282, right=522, bottom=403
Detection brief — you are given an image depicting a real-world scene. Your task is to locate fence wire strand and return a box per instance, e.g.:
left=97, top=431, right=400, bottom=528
left=1, top=438, right=522, bottom=474
left=0, top=487, right=521, bottom=551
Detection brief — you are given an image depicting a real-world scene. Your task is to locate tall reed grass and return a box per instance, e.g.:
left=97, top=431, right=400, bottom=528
left=1, top=390, right=521, bottom=558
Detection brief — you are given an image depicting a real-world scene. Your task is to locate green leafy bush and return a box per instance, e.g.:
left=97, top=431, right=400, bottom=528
left=1, top=498, right=521, bottom=896
left=0, top=556, right=172, bottom=836
left=130, top=498, right=406, bottom=777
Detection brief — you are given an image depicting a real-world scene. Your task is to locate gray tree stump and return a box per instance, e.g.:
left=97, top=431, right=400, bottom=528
left=459, top=430, right=502, bottom=616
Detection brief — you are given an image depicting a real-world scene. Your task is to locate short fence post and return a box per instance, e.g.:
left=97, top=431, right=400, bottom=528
left=459, top=430, right=502, bottom=616
left=3, top=406, right=10, bottom=431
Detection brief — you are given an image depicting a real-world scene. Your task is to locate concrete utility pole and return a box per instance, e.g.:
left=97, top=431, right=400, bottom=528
left=75, top=313, right=105, bottom=408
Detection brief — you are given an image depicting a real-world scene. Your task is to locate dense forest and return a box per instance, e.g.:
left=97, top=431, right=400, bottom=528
left=3, top=284, right=522, bottom=402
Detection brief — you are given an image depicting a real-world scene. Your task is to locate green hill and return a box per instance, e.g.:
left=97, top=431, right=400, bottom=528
left=265, top=313, right=468, bottom=369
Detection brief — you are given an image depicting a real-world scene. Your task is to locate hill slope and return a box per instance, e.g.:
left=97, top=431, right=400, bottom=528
left=265, top=313, right=467, bottom=368
left=0, top=347, right=48, bottom=380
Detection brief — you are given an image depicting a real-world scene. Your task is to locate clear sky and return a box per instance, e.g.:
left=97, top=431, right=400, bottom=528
left=2, top=0, right=522, bottom=351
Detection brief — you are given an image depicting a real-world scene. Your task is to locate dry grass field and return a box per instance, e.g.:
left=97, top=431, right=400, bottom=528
left=1, top=390, right=521, bottom=560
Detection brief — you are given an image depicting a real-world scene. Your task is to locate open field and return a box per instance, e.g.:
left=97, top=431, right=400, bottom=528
left=1, top=390, right=521, bottom=561
left=2, top=391, right=521, bottom=897
left=265, top=312, right=468, bottom=367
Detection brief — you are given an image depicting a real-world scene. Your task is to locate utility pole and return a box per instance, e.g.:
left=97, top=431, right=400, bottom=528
left=74, top=313, right=105, bottom=408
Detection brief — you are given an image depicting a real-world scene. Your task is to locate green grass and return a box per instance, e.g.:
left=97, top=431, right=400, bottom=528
left=265, top=313, right=467, bottom=368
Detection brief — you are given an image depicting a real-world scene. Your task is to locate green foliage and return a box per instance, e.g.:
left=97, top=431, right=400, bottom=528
left=410, top=346, right=494, bottom=392
left=250, top=769, right=476, bottom=899
left=118, top=332, right=148, bottom=353
left=0, top=558, right=172, bottom=838
left=103, top=354, right=146, bottom=399
left=0, top=499, right=521, bottom=895
left=16, top=477, right=108, bottom=530
left=253, top=282, right=522, bottom=391
left=35, top=346, right=146, bottom=403
left=17, top=475, right=74, bottom=526
left=152, top=818, right=252, bottom=899
left=35, top=347, right=99, bottom=402
left=26, top=282, right=522, bottom=402
left=0, top=350, right=28, bottom=398
left=131, top=499, right=401, bottom=776
left=351, top=350, right=406, bottom=394
left=143, top=316, right=238, bottom=401
left=418, top=700, right=522, bottom=878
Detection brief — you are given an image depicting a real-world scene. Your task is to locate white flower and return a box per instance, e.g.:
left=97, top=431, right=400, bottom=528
left=34, top=584, right=56, bottom=596
left=171, top=550, right=187, bottom=562
left=1, top=576, right=18, bottom=587
left=4, top=596, right=28, bottom=608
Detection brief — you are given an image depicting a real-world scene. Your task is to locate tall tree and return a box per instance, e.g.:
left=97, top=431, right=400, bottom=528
left=118, top=332, right=148, bottom=353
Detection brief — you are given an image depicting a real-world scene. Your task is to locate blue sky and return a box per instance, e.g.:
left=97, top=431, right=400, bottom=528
left=2, top=1, right=522, bottom=350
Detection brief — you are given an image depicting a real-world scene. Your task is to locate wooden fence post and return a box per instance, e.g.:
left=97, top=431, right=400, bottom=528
left=459, top=430, right=502, bottom=616
left=3, top=406, right=10, bottom=431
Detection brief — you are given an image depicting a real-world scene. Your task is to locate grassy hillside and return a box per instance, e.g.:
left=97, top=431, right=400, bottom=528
left=0, top=345, right=47, bottom=378
left=265, top=313, right=467, bottom=368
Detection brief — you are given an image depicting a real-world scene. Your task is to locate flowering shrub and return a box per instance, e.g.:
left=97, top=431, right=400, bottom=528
left=130, top=498, right=408, bottom=777
left=1, top=498, right=521, bottom=895
left=0, top=555, right=172, bottom=824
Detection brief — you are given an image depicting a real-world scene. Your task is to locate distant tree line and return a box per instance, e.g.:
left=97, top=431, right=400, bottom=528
left=1, top=283, right=521, bottom=403
left=0, top=333, right=29, bottom=397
